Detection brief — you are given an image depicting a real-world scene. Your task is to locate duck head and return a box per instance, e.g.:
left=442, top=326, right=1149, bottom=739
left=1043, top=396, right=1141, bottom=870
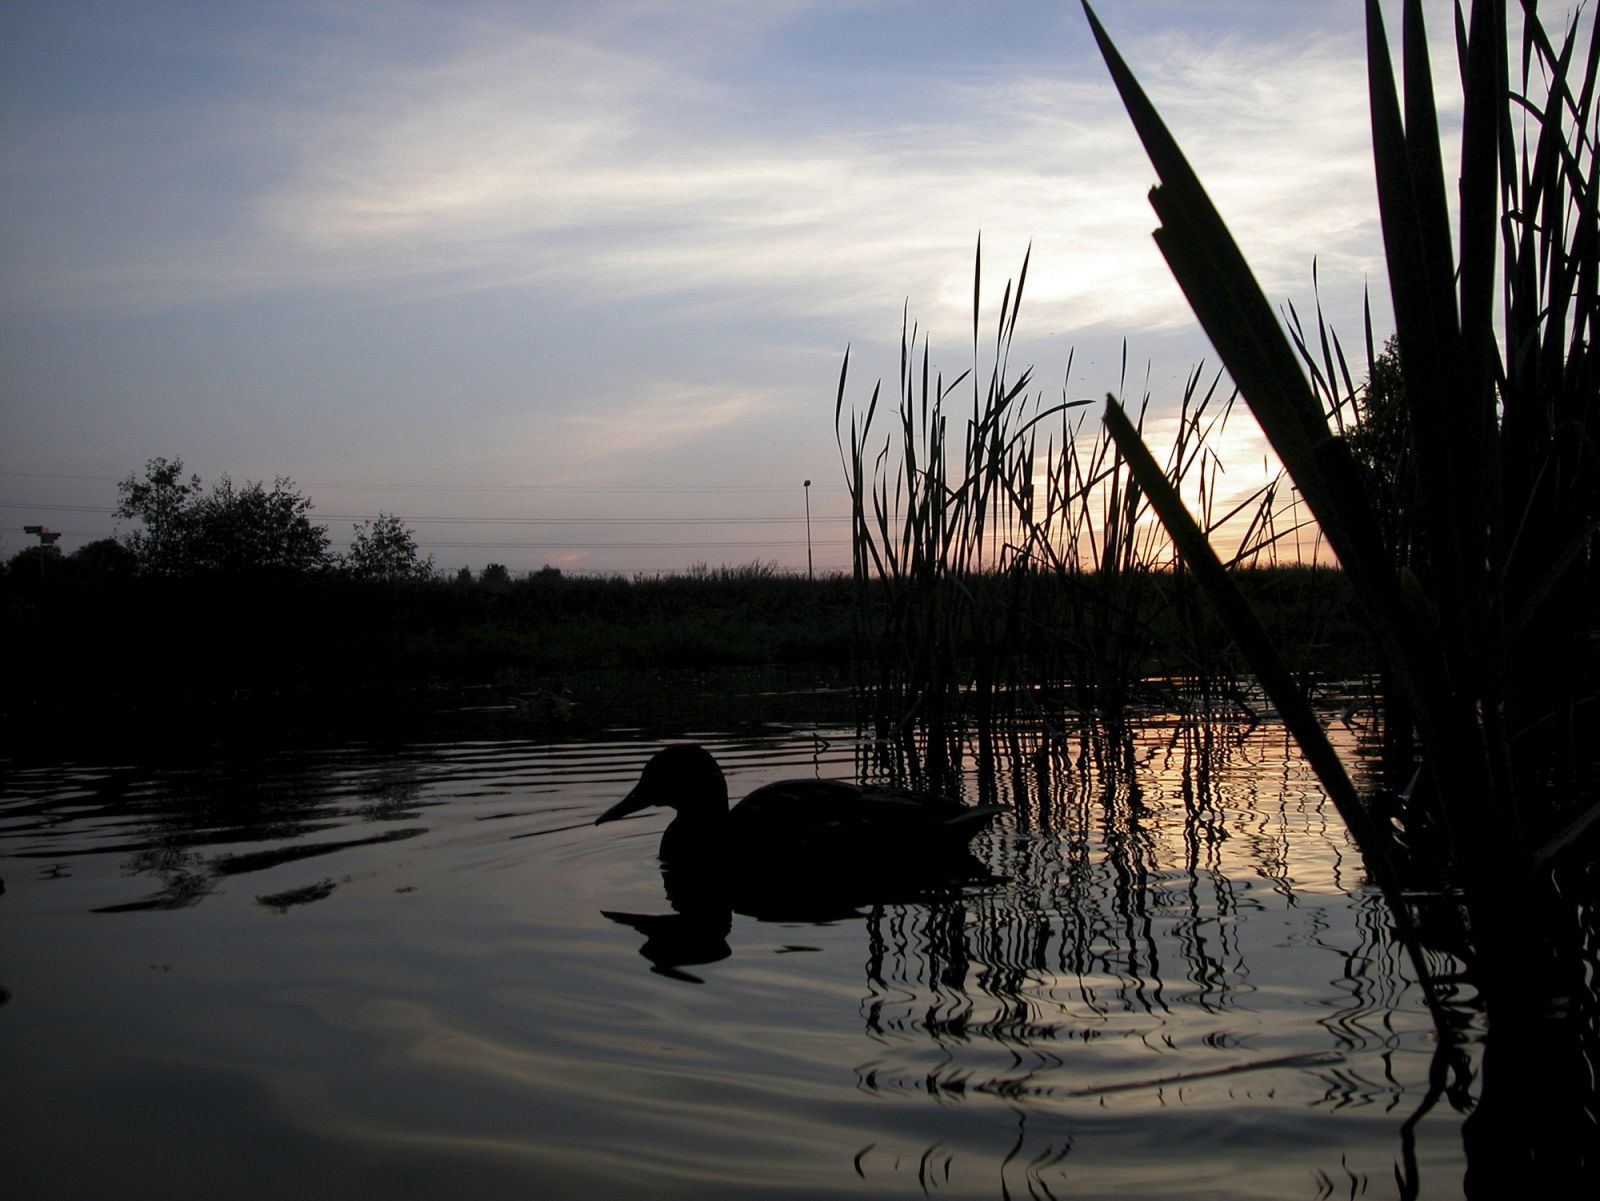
left=595, top=744, right=730, bottom=826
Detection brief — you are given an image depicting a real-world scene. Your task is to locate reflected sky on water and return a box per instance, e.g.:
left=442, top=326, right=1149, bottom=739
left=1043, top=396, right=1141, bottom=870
left=0, top=713, right=1475, bottom=1199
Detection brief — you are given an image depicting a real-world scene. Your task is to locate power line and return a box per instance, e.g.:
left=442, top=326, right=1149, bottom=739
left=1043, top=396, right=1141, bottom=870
left=340, top=515, right=851, bottom=526
left=1, top=485, right=857, bottom=564
left=0, top=470, right=846, bottom=494
left=0, top=501, right=850, bottom=525
left=1, top=518, right=849, bottom=549
left=0, top=501, right=115, bottom=514
left=305, top=482, right=849, bottom=494
left=393, top=539, right=852, bottom=549
left=3, top=529, right=852, bottom=576
left=0, top=471, right=121, bottom=483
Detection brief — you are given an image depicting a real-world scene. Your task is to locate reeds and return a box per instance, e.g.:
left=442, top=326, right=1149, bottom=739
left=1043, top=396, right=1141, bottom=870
left=834, top=241, right=1308, bottom=785
left=1084, top=0, right=1598, bottom=1183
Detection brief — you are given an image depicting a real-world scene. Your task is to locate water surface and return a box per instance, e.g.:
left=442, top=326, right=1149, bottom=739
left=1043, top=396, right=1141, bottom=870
left=0, top=713, right=1472, bottom=1199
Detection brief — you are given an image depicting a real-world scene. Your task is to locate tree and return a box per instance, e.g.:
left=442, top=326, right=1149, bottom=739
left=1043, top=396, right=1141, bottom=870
left=115, top=456, right=203, bottom=575
left=190, top=474, right=330, bottom=573
left=5, top=545, right=60, bottom=579
left=70, top=538, right=138, bottom=579
left=345, top=512, right=433, bottom=581
left=115, top=457, right=332, bottom=575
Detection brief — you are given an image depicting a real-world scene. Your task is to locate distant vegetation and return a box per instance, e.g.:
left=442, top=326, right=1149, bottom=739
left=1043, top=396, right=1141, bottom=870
left=110, top=456, right=433, bottom=580
left=3, top=455, right=1367, bottom=750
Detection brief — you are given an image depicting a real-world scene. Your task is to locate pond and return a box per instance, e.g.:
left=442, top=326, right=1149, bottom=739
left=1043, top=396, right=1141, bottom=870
left=0, top=695, right=1474, bottom=1199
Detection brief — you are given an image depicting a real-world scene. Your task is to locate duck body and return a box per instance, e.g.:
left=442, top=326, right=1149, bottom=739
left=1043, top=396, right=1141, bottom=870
left=596, top=744, right=1003, bottom=880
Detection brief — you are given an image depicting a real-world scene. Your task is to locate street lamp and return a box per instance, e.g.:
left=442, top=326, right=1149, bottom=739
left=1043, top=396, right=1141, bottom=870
left=803, top=481, right=813, bottom=580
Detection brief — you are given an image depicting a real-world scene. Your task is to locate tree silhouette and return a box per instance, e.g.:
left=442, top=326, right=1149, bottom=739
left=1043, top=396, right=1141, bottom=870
left=115, top=457, right=331, bottom=575
left=345, top=513, right=433, bottom=581
left=115, top=456, right=203, bottom=575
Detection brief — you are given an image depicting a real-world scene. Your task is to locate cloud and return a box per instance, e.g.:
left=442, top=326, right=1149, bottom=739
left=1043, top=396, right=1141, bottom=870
left=556, top=384, right=758, bottom=460
left=4, top=1, right=1396, bottom=348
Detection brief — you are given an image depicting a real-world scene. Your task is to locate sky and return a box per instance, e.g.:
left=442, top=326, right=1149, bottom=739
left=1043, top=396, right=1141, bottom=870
left=0, top=0, right=1501, bottom=575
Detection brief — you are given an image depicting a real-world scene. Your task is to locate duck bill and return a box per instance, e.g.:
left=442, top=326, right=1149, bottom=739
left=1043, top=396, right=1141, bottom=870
left=595, top=786, right=655, bottom=826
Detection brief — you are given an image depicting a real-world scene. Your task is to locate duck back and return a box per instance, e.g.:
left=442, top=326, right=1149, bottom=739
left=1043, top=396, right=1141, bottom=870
left=724, top=779, right=1001, bottom=871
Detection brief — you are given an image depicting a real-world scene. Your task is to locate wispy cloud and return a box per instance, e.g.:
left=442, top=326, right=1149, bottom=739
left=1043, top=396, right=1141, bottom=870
left=560, top=384, right=757, bottom=462
left=5, top=2, right=1393, bottom=343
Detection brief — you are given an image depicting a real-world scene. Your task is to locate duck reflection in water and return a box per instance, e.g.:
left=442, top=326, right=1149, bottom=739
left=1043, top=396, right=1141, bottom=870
left=596, top=744, right=1005, bottom=980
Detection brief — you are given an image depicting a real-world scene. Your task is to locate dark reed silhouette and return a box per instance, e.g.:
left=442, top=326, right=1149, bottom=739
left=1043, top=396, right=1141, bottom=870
left=1083, top=0, right=1598, bottom=1190
left=831, top=236, right=1322, bottom=782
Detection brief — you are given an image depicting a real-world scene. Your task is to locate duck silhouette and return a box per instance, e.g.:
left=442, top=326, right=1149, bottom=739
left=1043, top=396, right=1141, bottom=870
left=595, top=743, right=1004, bottom=881
left=597, top=744, right=1005, bottom=973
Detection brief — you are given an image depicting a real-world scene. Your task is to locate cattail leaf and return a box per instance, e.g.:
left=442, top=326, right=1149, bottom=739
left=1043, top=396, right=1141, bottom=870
left=972, top=235, right=981, bottom=352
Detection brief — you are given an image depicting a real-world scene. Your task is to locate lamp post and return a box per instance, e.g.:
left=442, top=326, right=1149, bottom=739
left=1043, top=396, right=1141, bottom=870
left=803, top=480, right=813, bottom=580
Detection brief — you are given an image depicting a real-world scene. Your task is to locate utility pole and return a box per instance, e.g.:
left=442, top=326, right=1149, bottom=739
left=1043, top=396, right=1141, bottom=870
left=803, top=480, right=813, bottom=580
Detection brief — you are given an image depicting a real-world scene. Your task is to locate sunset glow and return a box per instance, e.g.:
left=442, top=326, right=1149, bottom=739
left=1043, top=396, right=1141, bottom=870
left=0, top=2, right=1482, bottom=574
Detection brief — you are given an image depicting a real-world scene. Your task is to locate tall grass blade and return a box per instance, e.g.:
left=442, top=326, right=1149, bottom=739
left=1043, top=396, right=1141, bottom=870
left=1082, top=1, right=1449, bottom=751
